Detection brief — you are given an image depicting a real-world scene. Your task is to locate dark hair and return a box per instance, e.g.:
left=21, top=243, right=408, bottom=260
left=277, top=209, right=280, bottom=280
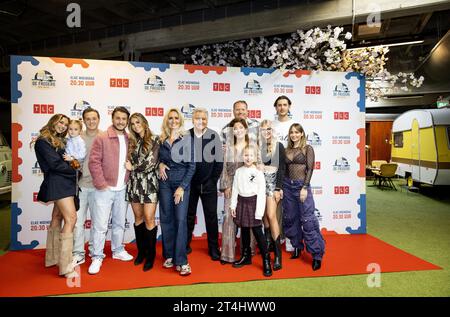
left=233, top=100, right=248, bottom=110
left=112, top=106, right=130, bottom=119
left=82, top=107, right=100, bottom=120
left=229, top=118, right=249, bottom=146
left=273, top=95, right=292, bottom=107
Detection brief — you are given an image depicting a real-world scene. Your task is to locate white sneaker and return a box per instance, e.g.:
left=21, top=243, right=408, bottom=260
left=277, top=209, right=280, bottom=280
left=72, top=254, right=85, bottom=266
left=163, top=258, right=174, bottom=268
left=176, top=263, right=192, bottom=276
left=285, top=238, right=294, bottom=252
left=112, top=250, right=133, bottom=261
left=88, top=258, right=103, bottom=275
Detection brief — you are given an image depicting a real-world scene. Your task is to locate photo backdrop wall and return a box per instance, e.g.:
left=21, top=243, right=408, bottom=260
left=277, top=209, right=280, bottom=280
left=10, top=55, right=366, bottom=250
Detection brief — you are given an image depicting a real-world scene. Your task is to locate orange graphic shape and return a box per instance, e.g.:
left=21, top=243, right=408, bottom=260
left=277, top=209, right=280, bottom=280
left=184, top=65, right=226, bottom=75
left=50, top=58, right=89, bottom=68
left=283, top=70, right=311, bottom=78
left=12, top=123, right=23, bottom=182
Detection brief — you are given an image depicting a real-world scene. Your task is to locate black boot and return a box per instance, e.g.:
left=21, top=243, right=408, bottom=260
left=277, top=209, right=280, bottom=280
left=273, top=236, right=282, bottom=271
left=312, top=259, right=322, bottom=271
left=290, top=248, right=301, bottom=259
left=263, top=253, right=273, bottom=277
left=186, top=235, right=192, bottom=254
left=133, top=222, right=146, bottom=266
left=264, top=227, right=274, bottom=253
left=232, top=248, right=252, bottom=268
left=143, top=226, right=157, bottom=272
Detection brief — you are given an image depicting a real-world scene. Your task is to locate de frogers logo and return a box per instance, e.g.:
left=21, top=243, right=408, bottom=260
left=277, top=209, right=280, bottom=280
left=181, top=104, right=196, bottom=119
left=145, top=75, right=165, bottom=92
left=333, top=157, right=350, bottom=172
left=307, top=132, right=322, bottom=146
left=244, top=79, right=263, bottom=95
left=71, top=100, right=91, bottom=118
left=333, top=83, right=350, bottom=97
left=32, top=161, right=43, bottom=176
left=32, top=70, right=56, bottom=88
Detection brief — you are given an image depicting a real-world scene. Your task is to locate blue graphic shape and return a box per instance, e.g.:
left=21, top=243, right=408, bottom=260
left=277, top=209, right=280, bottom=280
left=10, top=202, right=40, bottom=250
left=240, top=67, right=275, bottom=76
left=346, top=194, right=367, bottom=234
left=10, top=55, right=40, bottom=103
left=345, top=72, right=365, bottom=112
left=129, top=61, right=170, bottom=72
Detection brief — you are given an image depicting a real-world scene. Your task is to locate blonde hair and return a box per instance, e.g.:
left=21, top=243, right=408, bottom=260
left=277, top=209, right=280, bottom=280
left=260, top=119, right=277, bottom=155
left=30, top=114, right=70, bottom=150
left=287, top=123, right=307, bottom=151
left=243, top=144, right=259, bottom=166
left=160, top=108, right=185, bottom=142
left=69, top=119, right=83, bottom=130
left=128, top=113, right=154, bottom=157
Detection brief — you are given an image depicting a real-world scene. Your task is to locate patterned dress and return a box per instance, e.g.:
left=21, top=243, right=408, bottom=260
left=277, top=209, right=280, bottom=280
left=126, top=136, right=160, bottom=204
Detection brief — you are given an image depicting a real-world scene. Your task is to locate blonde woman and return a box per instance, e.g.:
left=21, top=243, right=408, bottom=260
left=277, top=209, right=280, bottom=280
left=282, top=123, right=325, bottom=271
left=259, top=120, right=285, bottom=271
left=125, top=113, right=160, bottom=271
left=32, top=114, right=78, bottom=278
left=158, top=108, right=196, bottom=276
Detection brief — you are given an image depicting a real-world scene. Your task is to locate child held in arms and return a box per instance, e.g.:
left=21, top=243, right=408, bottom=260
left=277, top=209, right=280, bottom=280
left=63, top=119, right=86, bottom=170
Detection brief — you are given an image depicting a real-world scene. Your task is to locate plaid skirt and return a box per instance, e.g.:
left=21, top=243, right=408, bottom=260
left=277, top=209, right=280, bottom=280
left=233, top=195, right=262, bottom=228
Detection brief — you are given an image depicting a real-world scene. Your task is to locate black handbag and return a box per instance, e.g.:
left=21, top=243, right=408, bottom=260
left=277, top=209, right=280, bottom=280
left=74, top=169, right=81, bottom=211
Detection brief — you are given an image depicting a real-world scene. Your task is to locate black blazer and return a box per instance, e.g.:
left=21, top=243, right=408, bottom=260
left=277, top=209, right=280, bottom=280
left=35, top=138, right=76, bottom=203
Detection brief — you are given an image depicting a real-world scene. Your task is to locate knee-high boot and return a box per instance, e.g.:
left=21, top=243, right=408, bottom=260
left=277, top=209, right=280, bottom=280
left=233, top=227, right=252, bottom=268
left=59, top=232, right=77, bottom=277
left=273, top=235, right=282, bottom=271
left=264, top=227, right=274, bottom=253
left=133, top=222, right=146, bottom=266
left=45, top=227, right=58, bottom=267
left=143, top=226, right=157, bottom=272
left=253, top=226, right=272, bottom=277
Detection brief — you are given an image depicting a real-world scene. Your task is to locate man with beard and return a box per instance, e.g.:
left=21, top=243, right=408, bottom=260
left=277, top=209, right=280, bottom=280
left=88, top=106, right=133, bottom=274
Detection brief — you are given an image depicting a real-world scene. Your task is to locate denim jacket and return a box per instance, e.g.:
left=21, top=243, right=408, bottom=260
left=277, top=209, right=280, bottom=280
left=159, top=134, right=196, bottom=190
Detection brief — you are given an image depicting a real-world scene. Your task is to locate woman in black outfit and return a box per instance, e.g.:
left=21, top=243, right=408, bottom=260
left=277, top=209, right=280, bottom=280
left=32, top=114, right=78, bottom=278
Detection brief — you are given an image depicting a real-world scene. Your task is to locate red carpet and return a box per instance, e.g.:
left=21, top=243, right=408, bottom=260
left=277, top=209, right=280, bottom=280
left=0, top=234, right=441, bottom=297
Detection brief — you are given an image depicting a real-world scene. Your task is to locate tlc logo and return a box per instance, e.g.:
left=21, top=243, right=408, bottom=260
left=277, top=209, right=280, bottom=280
left=334, top=186, right=350, bottom=194
left=315, top=162, right=321, bottom=170
left=145, top=107, right=164, bottom=117
left=213, top=83, right=230, bottom=92
left=305, top=86, right=321, bottom=95
left=334, top=112, right=349, bottom=120
left=110, top=78, right=129, bottom=88
left=84, top=220, right=91, bottom=229
left=33, top=104, right=54, bottom=114
left=248, top=110, right=261, bottom=119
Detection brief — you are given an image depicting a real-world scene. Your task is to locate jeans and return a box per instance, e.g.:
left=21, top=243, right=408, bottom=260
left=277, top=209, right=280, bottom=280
left=159, top=170, right=191, bottom=266
left=73, top=186, right=95, bottom=258
left=90, top=188, right=127, bottom=260
left=282, top=178, right=325, bottom=260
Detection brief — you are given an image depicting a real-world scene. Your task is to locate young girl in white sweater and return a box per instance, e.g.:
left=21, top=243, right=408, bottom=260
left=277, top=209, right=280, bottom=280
left=230, top=145, right=272, bottom=277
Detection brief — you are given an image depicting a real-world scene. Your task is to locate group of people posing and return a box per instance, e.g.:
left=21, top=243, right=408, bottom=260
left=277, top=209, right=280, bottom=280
left=32, top=95, right=325, bottom=279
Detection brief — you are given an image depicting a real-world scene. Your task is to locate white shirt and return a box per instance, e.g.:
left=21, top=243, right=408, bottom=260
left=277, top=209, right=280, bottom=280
left=66, top=135, right=86, bottom=163
left=110, top=134, right=127, bottom=191
left=272, top=118, right=293, bottom=147
left=230, top=165, right=266, bottom=220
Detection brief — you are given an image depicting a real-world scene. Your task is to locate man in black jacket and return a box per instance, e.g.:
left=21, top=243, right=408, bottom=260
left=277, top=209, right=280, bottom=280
left=186, top=108, right=223, bottom=261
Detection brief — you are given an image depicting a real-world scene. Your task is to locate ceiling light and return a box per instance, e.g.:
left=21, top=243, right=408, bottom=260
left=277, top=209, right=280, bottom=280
left=346, top=40, right=424, bottom=51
